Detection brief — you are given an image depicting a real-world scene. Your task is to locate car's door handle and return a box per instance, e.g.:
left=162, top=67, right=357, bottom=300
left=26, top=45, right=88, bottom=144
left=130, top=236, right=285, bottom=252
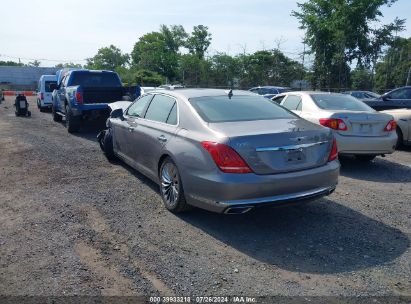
left=157, top=135, right=167, bottom=142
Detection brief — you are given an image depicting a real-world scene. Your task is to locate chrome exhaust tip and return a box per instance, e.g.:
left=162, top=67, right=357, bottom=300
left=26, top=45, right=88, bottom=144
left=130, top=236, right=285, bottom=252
left=224, top=206, right=254, bottom=214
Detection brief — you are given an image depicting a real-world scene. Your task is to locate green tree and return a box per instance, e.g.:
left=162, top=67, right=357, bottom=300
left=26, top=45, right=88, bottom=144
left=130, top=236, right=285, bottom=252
left=55, top=62, right=83, bottom=68
left=179, top=54, right=211, bottom=86
left=131, top=25, right=187, bottom=81
left=86, top=45, right=129, bottom=70
left=293, top=0, right=405, bottom=89
left=375, top=37, right=411, bottom=91
left=0, top=60, right=24, bottom=66
left=351, top=67, right=373, bottom=90
left=186, top=25, right=212, bottom=59
left=28, top=60, right=41, bottom=67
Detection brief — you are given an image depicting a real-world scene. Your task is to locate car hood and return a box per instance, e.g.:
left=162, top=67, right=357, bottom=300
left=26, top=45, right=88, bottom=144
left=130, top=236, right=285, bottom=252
left=108, top=101, right=132, bottom=112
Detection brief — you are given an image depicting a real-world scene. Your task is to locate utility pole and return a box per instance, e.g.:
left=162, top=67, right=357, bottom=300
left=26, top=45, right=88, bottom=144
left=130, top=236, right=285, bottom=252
left=406, top=66, right=411, bottom=86
left=300, top=41, right=306, bottom=91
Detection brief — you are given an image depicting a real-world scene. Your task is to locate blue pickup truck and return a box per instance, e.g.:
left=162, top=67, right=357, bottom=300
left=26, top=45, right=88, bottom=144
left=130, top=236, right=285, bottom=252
left=51, top=69, right=127, bottom=133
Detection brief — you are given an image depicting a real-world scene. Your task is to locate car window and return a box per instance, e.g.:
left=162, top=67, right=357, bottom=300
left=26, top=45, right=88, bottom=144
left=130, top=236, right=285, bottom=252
left=127, top=94, right=153, bottom=117
left=311, top=94, right=373, bottom=111
left=272, top=95, right=285, bottom=104
left=282, top=95, right=302, bottom=111
left=351, top=92, right=364, bottom=98
left=389, top=88, right=411, bottom=99
left=189, top=95, right=295, bottom=123
left=45, top=81, right=57, bottom=93
left=69, top=72, right=122, bottom=87
left=144, top=95, right=176, bottom=123
left=166, top=103, right=178, bottom=125
left=268, top=88, right=279, bottom=94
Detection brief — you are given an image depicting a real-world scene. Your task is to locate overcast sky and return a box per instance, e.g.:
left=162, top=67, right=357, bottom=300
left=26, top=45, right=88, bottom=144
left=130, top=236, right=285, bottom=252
left=1, top=0, right=410, bottom=67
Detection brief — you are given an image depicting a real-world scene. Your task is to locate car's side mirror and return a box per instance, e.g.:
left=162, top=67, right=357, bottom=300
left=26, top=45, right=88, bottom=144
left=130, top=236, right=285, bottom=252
left=111, top=108, right=124, bottom=120
left=49, top=83, right=58, bottom=91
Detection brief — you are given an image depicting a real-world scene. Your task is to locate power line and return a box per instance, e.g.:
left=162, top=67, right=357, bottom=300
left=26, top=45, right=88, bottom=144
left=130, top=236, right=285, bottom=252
left=0, top=53, right=87, bottom=62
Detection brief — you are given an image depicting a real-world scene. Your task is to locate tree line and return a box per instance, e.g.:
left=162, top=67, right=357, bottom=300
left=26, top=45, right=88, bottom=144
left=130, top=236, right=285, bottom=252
left=1, top=0, right=409, bottom=92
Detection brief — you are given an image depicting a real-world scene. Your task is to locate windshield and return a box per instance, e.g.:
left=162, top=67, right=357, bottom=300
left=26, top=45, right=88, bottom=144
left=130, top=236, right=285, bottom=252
left=69, top=72, right=122, bottom=87
left=189, top=95, right=295, bottom=123
left=45, top=81, right=57, bottom=93
left=364, top=91, right=380, bottom=98
left=311, top=94, right=374, bottom=111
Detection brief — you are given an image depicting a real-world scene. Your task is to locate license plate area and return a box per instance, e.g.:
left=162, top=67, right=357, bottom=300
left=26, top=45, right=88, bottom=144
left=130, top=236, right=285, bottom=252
left=359, top=123, right=371, bottom=133
left=284, top=148, right=305, bottom=163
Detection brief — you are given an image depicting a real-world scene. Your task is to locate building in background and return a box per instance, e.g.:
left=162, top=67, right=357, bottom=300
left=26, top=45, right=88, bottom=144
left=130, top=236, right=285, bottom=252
left=0, top=66, right=58, bottom=91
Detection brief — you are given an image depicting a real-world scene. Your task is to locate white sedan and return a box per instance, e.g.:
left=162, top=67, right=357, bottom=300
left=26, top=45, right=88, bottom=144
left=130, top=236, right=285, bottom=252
left=273, top=92, right=398, bottom=161
left=380, top=108, right=411, bottom=147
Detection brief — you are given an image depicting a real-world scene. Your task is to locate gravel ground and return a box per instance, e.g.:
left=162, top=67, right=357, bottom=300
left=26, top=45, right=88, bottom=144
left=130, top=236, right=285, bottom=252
left=0, top=96, right=410, bottom=298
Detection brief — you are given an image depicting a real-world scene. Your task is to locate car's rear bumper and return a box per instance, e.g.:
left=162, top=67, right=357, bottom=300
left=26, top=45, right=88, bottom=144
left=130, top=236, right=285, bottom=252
left=184, top=160, right=339, bottom=214
left=336, top=132, right=397, bottom=155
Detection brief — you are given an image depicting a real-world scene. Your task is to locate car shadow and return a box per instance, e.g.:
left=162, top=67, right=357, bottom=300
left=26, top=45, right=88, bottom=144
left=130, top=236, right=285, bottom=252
left=56, top=120, right=106, bottom=142
left=108, top=158, right=160, bottom=193
left=339, top=156, right=411, bottom=183
left=178, top=199, right=409, bottom=274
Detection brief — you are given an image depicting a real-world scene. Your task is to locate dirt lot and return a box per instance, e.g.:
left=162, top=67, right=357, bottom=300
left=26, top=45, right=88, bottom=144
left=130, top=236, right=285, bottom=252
left=0, top=96, right=410, bottom=298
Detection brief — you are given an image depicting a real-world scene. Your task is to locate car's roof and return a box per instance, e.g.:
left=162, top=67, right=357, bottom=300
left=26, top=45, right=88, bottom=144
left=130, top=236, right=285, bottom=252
left=40, top=75, right=57, bottom=79
left=249, top=86, right=289, bottom=90
left=150, top=88, right=256, bottom=99
left=280, top=91, right=348, bottom=96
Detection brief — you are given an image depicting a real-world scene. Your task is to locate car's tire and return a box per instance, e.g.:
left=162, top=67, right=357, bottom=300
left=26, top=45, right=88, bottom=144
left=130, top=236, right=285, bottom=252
left=355, top=154, right=376, bottom=162
left=159, top=157, right=190, bottom=213
left=65, top=105, right=80, bottom=133
left=52, top=105, right=62, bottom=122
left=37, top=100, right=40, bottom=109
left=100, top=129, right=116, bottom=161
left=396, top=127, right=404, bottom=149
left=27, top=111, right=31, bottom=117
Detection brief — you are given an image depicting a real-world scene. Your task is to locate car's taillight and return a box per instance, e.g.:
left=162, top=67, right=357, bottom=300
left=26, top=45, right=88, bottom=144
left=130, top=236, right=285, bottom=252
left=384, top=120, right=396, bottom=132
left=75, top=92, right=83, bottom=104
left=201, top=141, right=253, bottom=173
left=319, top=118, right=347, bottom=131
left=40, top=93, right=44, bottom=100
left=328, top=138, right=338, bottom=162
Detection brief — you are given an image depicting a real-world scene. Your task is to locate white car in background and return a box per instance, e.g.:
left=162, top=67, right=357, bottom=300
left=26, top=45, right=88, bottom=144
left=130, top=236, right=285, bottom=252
left=273, top=92, right=397, bottom=161
left=37, top=75, right=57, bottom=112
left=380, top=108, right=411, bottom=147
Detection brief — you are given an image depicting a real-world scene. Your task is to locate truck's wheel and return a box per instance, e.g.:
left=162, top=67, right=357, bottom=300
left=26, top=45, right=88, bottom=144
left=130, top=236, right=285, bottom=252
left=65, top=106, right=80, bottom=133
left=52, top=105, right=62, bottom=122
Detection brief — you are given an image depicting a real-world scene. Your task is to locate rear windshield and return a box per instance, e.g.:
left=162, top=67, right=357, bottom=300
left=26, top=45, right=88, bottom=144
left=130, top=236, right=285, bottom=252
left=45, top=81, right=57, bottom=92
left=189, top=95, right=295, bottom=123
left=69, top=72, right=122, bottom=87
left=311, top=94, right=373, bottom=111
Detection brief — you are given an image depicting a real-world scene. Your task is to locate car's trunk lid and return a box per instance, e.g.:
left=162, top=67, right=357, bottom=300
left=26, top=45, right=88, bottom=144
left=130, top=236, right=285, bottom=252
left=208, top=119, right=333, bottom=175
left=327, top=111, right=393, bottom=137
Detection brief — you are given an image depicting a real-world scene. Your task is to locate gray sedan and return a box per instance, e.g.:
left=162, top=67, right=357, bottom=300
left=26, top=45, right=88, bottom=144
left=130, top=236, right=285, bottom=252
left=99, top=89, right=339, bottom=214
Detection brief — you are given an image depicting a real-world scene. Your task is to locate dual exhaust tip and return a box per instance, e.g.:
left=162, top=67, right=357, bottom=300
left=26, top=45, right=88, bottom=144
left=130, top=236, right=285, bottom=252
left=224, top=206, right=254, bottom=214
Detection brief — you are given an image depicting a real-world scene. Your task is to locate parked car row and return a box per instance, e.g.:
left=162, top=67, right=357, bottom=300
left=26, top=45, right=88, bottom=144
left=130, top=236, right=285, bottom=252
left=30, top=70, right=409, bottom=215
left=272, top=92, right=398, bottom=160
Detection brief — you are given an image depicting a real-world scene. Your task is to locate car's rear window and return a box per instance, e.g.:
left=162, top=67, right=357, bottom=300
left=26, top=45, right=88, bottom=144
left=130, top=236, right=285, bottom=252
left=69, top=72, right=122, bottom=87
left=189, top=95, right=295, bottom=123
left=311, top=94, right=373, bottom=111
left=45, top=81, right=57, bottom=92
